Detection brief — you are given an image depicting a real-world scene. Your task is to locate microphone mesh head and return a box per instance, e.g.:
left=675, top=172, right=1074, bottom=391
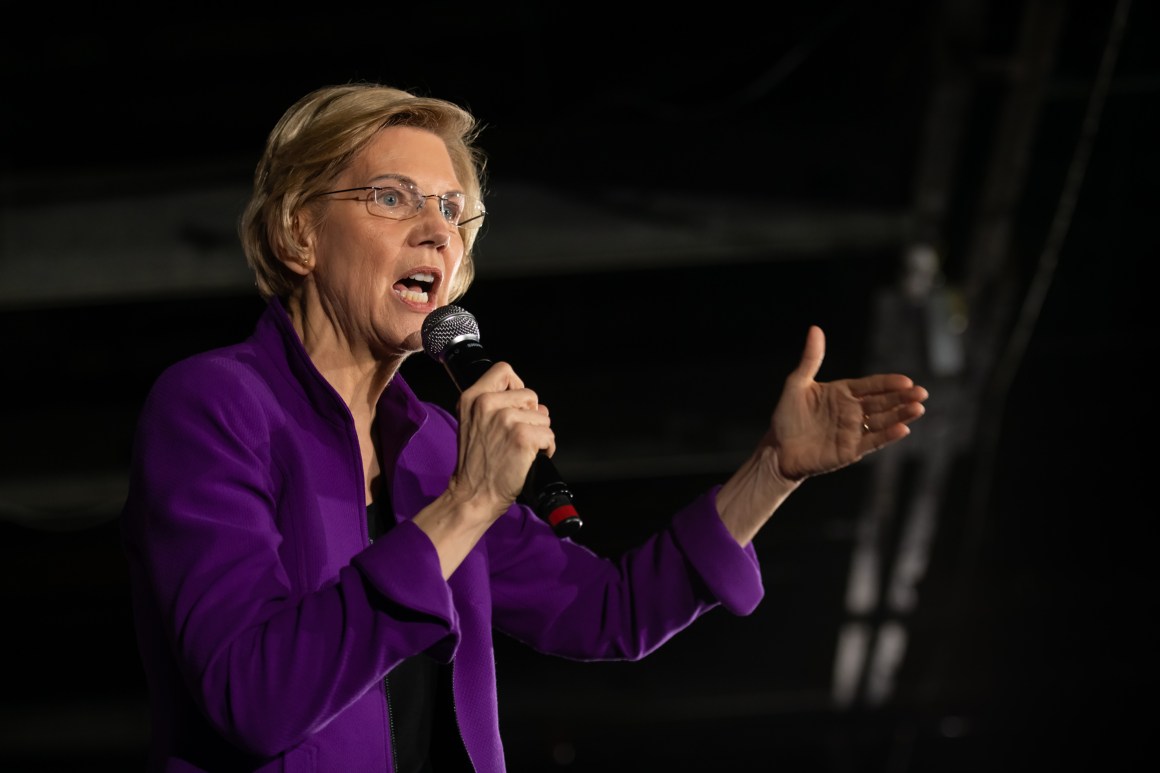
left=422, top=304, right=480, bottom=359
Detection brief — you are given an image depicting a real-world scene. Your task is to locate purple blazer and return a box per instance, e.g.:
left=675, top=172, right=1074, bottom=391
left=121, top=298, right=764, bottom=771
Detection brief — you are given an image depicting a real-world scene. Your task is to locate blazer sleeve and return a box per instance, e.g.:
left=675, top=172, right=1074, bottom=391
left=484, top=483, right=764, bottom=661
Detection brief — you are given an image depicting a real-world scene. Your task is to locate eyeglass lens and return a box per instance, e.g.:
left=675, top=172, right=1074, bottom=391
left=372, top=185, right=478, bottom=226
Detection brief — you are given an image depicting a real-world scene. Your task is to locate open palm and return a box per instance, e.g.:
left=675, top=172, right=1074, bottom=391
left=772, top=326, right=928, bottom=481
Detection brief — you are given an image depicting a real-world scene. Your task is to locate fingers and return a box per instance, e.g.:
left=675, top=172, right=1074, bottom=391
left=480, top=397, right=556, bottom=458
left=858, top=383, right=928, bottom=453
left=459, top=361, right=555, bottom=456
left=464, top=386, right=552, bottom=451
left=857, top=384, right=929, bottom=416
left=860, top=421, right=912, bottom=455
left=849, top=373, right=920, bottom=398
left=465, top=360, right=525, bottom=394
left=860, top=403, right=924, bottom=436
left=469, top=389, right=551, bottom=427
left=459, top=361, right=544, bottom=411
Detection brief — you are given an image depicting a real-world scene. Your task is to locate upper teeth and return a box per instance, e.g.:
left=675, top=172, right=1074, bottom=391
left=410, top=272, right=435, bottom=282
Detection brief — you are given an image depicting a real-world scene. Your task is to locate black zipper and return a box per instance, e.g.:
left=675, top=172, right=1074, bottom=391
left=386, top=669, right=399, bottom=773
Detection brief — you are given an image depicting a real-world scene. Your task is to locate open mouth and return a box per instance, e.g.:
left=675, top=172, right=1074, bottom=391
left=394, top=270, right=437, bottom=304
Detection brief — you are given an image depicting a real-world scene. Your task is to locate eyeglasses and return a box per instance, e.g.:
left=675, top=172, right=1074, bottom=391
left=316, top=176, right=486, bottom=229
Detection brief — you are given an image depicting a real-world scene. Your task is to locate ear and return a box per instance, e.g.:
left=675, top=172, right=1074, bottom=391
left=279, top=211, right=317, bottom=276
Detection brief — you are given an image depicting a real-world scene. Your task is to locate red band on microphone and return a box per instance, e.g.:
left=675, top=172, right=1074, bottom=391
left=548, top=505, right=579, bottom=527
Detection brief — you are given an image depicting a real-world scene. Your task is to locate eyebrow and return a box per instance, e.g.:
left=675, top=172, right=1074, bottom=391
left=368, top=173, right=465, bottom=196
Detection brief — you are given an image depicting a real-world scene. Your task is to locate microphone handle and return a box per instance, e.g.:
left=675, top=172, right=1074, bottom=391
left=439, top=341, right=582, bottom=537
left=522, top=453, right=583, bottom=537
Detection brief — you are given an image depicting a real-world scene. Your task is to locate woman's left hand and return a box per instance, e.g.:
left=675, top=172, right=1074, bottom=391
left=771, top=325, right=929, bottom=481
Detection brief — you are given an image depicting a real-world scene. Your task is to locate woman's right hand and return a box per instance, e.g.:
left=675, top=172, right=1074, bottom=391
left=450, top=360, right=556, bottom=520
left=412, top=361, right=555, bottom=577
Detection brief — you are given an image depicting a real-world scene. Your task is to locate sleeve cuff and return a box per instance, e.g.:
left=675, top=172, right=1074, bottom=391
left=351, top=519, right=460, bottom=661
left=670, top=485, right=765, bottom=616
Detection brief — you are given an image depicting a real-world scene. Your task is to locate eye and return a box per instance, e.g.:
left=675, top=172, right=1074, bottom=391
left=440, top=194, right=465, bottom=223
left=374, top=187, right=407, bottom=209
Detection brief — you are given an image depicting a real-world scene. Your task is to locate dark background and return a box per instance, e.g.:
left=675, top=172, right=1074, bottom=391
left=0, top=1, right=1155, bottom=771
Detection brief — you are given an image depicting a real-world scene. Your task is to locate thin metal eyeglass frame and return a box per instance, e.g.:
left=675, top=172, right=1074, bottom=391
left=315, top=186, right=486, bottom=227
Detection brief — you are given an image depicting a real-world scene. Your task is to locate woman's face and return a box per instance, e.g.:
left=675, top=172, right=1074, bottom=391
left=299, top=125, right=467, bottom=358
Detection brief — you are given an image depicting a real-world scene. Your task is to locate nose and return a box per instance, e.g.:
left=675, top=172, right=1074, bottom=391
left=410, top=199, right=453, bottom=248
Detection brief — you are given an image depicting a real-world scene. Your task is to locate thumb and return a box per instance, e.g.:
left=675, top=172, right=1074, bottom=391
left=791, top=325, right=825, bottom=382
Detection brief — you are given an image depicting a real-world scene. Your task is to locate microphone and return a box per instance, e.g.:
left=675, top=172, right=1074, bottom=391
left=421, top=304, right=582, bottom=538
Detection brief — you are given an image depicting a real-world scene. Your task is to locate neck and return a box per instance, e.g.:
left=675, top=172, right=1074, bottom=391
left=284, top=292, right=404, bottom=414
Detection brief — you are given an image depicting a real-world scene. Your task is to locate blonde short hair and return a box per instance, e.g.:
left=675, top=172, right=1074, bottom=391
left=239, top=83, right=487, bottom=301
